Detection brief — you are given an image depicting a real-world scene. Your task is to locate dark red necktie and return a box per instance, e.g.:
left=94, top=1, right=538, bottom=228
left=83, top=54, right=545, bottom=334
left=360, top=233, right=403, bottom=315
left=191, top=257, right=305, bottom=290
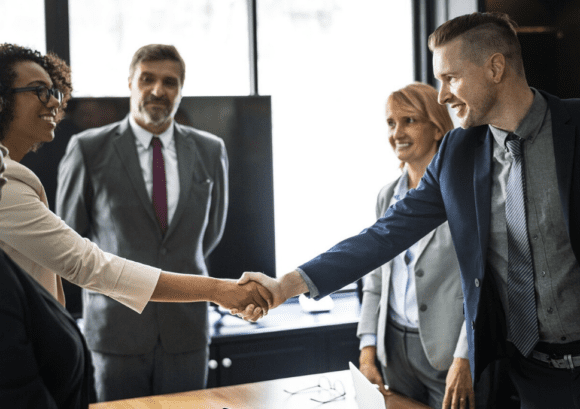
left=151, top=137, right=168, bottom=234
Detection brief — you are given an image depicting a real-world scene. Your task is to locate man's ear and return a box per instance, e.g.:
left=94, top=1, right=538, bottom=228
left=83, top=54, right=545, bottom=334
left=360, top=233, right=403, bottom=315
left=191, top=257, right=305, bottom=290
left=488, top=53, right=506, bottom=83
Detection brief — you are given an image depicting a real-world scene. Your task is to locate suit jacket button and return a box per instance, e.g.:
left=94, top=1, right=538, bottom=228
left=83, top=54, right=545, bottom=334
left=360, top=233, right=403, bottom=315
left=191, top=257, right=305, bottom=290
left=475, top=278, right=480, bottom=287
left=416, top=270, right=424, bottom=277
left=419, top=304, right=427, bottom=312
left=160, top=248, right=167, bottom=256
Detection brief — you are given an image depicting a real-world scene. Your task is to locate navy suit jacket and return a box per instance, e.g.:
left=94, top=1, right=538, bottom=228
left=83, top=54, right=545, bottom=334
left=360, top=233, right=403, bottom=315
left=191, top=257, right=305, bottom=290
left=300, top=90, right=580, bottom=382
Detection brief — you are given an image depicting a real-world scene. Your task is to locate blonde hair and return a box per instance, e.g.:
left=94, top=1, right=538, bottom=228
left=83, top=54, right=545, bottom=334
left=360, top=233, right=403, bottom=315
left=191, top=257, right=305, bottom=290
left=387, top=82, right=454, bottom=168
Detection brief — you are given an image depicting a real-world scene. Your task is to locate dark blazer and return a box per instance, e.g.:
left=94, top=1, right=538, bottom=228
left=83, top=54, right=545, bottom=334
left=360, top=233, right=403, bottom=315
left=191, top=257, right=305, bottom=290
left=300, top=90, right=580, bottom=382
left=56, top=116, right=228, bottom=355
left=0, top=250, right=93, bottom=408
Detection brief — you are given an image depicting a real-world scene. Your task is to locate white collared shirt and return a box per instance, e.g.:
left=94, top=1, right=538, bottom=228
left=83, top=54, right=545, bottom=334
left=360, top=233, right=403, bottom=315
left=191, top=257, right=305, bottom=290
left=129, top=116, right=180, bottom=226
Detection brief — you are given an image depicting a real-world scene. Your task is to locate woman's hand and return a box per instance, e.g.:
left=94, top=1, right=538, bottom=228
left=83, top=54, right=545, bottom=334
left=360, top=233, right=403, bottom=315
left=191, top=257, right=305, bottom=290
left=359, top=346, right=391, bottom=396
left=231, top=270, right=310, bottom=320
left=214, top=279, right=273, bottom=320
left=442, top=357, right=475, bottom=409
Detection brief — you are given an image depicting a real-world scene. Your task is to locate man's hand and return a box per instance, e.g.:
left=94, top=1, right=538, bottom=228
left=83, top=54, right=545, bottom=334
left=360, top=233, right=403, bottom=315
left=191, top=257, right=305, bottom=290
left=359, top=346, right=391, bottom=397
left=238, top=272, right=287, bottom=308
left=230, top=272, right=291, bottom=320
left=231, top=270, right=310, bottom=320
left=214, top=279, right=273, bottom=320
left=442, top=357, right=475, bottom=409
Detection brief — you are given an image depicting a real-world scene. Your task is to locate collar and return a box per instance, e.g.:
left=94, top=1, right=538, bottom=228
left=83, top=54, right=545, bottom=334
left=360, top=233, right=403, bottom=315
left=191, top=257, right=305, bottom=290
left=393, top=170, right=409, bottom=201
left=128, top=115, right=175, bottom=149
left=489, top=87, right=548, bottom=149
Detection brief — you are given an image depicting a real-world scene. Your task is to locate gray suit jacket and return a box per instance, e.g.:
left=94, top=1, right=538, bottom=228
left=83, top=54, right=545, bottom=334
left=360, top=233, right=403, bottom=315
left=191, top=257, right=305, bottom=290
left=56, top=116, right=228, bottom=355
left=357, top=176, right=468, bottom=371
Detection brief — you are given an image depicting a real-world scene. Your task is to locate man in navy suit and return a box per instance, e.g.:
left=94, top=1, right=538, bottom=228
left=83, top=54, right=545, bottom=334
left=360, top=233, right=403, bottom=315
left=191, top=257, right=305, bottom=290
left=237, top=12, right=580, bottom=409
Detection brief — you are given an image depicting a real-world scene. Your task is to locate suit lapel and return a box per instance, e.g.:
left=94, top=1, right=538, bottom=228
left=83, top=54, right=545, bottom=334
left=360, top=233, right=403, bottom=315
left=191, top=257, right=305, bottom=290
left=165, top=124, right=198, bottom=238
left=112, top=118, right=158, bottom=228
left=542, top=91, right=574, bottom=228
left=414, top=229, right=437, bottom=264
left=473, top=127, right=493, bottom=264
left=390, top=175, right=437, bottom=264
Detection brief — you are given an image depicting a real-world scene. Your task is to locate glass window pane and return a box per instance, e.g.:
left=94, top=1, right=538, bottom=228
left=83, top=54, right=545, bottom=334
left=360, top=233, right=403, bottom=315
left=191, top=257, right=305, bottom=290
left=259, top=0, right=414, bottom=275
left=69, top=0, right=250, bottom=97
left=0, top=0, right=46, bottom=54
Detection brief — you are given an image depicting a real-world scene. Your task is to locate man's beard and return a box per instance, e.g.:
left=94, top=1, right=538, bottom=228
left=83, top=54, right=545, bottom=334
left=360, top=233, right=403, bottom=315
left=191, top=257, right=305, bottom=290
left=140, top=102, right=171, bottom=126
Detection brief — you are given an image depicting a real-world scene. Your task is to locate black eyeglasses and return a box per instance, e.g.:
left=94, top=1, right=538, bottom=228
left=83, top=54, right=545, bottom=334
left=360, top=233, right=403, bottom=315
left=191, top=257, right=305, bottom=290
left=11, top=85, right=63, bottom=106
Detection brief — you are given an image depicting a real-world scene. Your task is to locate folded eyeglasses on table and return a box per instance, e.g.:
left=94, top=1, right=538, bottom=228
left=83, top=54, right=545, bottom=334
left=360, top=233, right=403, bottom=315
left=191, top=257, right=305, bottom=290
left=284, top=376, right=346, bottom=404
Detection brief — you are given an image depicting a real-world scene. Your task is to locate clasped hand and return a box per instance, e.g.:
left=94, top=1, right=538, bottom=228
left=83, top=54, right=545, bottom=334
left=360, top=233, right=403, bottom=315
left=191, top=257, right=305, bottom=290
left=229, top=272, right=287, bottom=321
left=215, top=278, right=274, bottom=320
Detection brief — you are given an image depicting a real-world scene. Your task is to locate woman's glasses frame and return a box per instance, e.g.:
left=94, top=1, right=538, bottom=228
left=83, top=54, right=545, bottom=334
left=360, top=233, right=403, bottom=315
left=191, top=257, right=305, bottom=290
left=11, top=85, right=63, bottom=106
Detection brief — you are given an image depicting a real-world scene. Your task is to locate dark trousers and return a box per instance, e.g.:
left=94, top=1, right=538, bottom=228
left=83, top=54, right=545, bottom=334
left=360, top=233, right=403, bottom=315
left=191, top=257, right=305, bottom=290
left=509, top=351, right=580, bottom=409
left=91, top=339, right=209, bottom=402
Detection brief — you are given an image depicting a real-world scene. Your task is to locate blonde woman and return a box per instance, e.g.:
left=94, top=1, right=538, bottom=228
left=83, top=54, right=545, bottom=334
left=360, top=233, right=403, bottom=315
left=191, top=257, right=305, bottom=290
left=357, top=83, right=474, bottom=409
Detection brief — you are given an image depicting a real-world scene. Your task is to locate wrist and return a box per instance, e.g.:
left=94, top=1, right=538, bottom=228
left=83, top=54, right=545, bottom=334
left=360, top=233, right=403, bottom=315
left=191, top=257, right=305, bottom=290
left=211, top=278, right=232, bottom=305
left=359, top=346, right=377, bottom=366
left=279, top=270, right=308, bottom=301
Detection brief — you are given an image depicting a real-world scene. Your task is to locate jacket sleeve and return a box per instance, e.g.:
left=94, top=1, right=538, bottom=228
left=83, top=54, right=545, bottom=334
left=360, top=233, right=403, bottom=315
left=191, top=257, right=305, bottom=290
left=299, top=157, right=448, bottom=300
left=56, top=135, right=92, bottom=237
left=203, top=139, right=229, bottom=258
left=1, top=153, right=160, bottom=314
left=357, top=266, right=382, bottom=337
left=356, top=183, right=395, bottom=338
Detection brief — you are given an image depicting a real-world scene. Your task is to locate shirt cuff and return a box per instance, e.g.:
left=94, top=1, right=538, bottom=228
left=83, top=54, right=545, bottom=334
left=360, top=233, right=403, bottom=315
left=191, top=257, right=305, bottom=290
left=295, top=267, right=320, bottom=299
left=109, top=259, right=162, bottom=314
left=360, top=334, right=378, bottom=350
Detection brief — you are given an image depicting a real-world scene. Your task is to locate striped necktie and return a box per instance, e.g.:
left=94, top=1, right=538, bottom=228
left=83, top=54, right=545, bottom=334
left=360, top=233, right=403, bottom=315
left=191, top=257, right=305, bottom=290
left=505, top=134, right=539, bottom=357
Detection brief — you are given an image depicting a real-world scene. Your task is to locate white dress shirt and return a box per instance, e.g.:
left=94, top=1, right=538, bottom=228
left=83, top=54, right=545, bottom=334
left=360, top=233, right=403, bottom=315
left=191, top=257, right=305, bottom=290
left=129, top=116, right=180, bottom=225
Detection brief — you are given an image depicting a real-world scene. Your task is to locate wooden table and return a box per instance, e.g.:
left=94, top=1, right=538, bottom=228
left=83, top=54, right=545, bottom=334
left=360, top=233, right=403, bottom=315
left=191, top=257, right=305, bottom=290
left=90, top=370, right=431, bottom=409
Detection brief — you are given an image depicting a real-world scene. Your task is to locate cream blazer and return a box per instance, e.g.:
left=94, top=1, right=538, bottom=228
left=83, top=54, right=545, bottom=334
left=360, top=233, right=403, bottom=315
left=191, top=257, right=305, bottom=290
left=0, top=145, right=160, bottom=313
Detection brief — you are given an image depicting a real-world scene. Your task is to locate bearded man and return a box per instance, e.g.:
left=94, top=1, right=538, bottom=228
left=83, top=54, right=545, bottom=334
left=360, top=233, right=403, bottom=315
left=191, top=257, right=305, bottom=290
left=56, top=44, right=229, bottom=402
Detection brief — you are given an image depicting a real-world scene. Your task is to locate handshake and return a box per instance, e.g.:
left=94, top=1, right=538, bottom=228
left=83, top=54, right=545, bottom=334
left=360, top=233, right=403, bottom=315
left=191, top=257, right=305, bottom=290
left=214, top=271, right=309, bottom=321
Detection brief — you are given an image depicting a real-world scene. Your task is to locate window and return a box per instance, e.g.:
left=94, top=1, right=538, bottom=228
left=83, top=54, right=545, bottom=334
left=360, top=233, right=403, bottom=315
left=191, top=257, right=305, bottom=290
left=0, top=0, right=46, bottom=54
left=258, top=0, right=414, bottom=274
left=69, top=0, right=250, bottom=96
left=24, top=0, right=415, bottom=281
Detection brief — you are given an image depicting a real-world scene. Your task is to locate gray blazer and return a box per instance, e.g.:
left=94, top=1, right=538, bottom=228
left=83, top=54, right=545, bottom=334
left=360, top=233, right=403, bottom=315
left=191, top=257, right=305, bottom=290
left=357, top=176, right=468, bottom=371
left=56, top=116, right=228, bottom=355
